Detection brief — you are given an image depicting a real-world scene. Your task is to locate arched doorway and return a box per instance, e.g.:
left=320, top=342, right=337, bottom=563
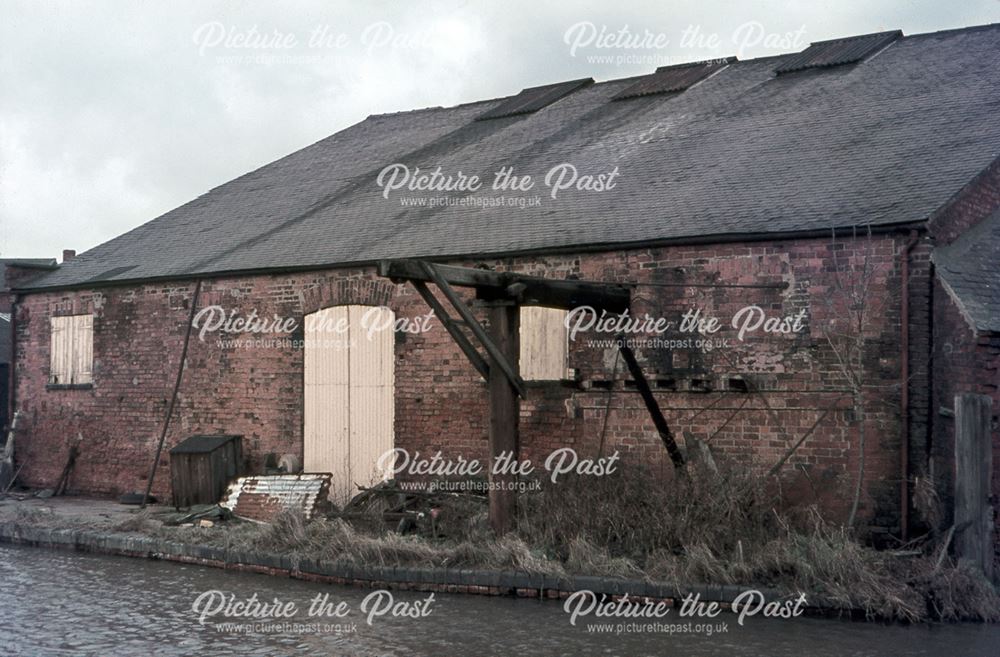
left=303, top=305, right=395, bottom=503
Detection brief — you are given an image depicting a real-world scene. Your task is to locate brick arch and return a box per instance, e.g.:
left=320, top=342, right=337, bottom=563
left=300, top=277, right=398, bottom=316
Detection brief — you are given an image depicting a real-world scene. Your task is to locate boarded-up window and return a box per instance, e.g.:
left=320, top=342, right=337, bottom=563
left=49, top=315, right=93, bottom=385
left=519, top=307, right=569, bottom=381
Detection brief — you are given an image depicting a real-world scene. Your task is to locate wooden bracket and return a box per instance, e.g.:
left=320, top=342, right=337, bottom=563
left=616, top=335, right=685, bottom=468
left=411, top=280, right=490, bottom=381
left=419, top=262, right=527, bottom=399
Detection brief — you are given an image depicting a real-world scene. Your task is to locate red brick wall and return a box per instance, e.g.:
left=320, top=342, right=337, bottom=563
left=930, top=281, right=1000, bottom=550
left=928, top=156, right=1000, bottom=246
left=13, top=234, right=911, bottom=528
left=925, top=158, right=1000, bottom=557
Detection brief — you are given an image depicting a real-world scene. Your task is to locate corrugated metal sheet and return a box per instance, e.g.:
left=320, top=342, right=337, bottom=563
left=304, top=305, right=394, bottom=504
left=476, top=78, right=593, bottom=120
left=775, top=31, right=902, bottom=74
left=221, top=473, right=332, bottom=521
left=520, top=307, right=569, bottom=381
left=612, top=58, right=734, bottom=100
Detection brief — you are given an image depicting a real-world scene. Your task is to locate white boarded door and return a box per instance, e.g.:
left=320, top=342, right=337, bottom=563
left=304, top=305, right=395, bottom=504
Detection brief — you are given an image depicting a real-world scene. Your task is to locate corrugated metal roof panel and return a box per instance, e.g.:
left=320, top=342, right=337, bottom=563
left=221, top=474, right=332, bottom=521
left=775, top=30, right=902, bottom=74
left=476, top=78, right=593, bottom=120
left=612, top=58, right=735, bottom=100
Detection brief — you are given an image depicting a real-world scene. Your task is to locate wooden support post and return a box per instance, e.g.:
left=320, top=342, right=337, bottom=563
left=420, top=262, right=527, bottom=399
left=616, top=336, right=685, bottom=469
left=486, top=300, right=519, bottom=535
left=954, top=393, right=994, bottom=581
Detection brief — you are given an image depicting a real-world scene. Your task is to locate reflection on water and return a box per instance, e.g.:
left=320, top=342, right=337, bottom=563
left=0, top=544, right=997, bottom=656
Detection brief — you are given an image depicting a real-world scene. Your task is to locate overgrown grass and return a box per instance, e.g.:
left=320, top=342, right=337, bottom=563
left=512, top=466, right=999, bottom=622
left=192, top=512, right=559, bottom=575
left=10, top=463, right=999, bottom=622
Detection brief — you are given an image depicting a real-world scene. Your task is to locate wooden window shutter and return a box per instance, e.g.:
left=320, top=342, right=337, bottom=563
left=49, top=314, right=94, bottom=385
left=49, top=317, right=69, bottom=384
left=519, top=306, right=569, bottom=381
left=74, top=314, right=94, bottom=384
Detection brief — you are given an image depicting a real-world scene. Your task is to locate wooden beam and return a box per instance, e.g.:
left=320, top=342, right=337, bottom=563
left=379, top=259, right=631, bottom=314
left=411, top=280, right=490, bottom=380
left=420, top=262, right=527, bottom=399
left=494, top=278, right=630, bottom=314
left=379, top=260, right=507, bottom=289
left=615, top=336, right=685, bottom=468
left=486, top=300, right=519, bottom=534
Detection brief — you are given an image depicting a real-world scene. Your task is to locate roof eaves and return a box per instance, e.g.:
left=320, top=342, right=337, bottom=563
left=14, top=222, right=928, bottom=295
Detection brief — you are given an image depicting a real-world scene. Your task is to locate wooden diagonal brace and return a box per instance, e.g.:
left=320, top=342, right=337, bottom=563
left=411, top=280, right=490, bottom=380
left=420, top=262, right=527, bottom=399
left=616, top=335, right=685, bottom=468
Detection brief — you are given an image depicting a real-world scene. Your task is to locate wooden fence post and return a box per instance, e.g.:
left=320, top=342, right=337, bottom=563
left=954, top=393, right=994, bottom=581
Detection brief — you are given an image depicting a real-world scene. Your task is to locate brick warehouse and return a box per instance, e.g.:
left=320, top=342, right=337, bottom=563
left=6, top=26, right=1000, bottom=544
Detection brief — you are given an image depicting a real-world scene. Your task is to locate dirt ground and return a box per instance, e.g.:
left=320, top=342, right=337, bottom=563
left=0, top=494, right=161, bottom=527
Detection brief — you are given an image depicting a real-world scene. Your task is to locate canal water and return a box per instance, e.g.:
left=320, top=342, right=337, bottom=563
left=0, top=544, right=997, bottom=656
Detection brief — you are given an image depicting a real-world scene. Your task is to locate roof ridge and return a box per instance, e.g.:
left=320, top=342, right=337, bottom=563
left=366, top=105, right=446, bottom=119
left=370, top=23, right=1000, bottom=119
left=900, top=21, right=1000, bottom=39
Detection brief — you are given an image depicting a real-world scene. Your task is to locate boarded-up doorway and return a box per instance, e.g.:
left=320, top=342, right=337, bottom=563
left=303, top=305, right=395, bottom=503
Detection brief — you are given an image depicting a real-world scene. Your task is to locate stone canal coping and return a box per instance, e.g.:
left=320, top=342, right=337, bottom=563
left=0, top=521, right=843, bottom=615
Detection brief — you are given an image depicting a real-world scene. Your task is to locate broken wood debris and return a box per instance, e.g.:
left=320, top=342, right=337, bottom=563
left=158, top=503, right=232, bottom=526
left=334, top=480, right=487, bottom=537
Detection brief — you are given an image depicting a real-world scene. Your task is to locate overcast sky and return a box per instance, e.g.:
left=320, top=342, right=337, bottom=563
left=2, top=1, right=998, bottom=260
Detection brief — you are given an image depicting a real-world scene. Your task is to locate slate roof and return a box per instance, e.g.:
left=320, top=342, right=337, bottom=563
left=0, top=258, right=58, bottom=290
left=933, top=209, right=1000, bottom=334
left=22, top=24, right=1000, bottom=291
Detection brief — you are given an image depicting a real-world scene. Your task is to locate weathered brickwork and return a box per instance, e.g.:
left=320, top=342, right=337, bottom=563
left=925, top=160, right=1000, bottom=561
left=12, top=233, right=919, bottom=530
left=930, top=282, right=1000, bottom=554
left=929, top=157, right=1000, bottom=247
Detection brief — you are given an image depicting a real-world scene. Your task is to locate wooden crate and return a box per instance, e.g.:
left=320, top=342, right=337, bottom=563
left=169, top=434, right=243, bottom=508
